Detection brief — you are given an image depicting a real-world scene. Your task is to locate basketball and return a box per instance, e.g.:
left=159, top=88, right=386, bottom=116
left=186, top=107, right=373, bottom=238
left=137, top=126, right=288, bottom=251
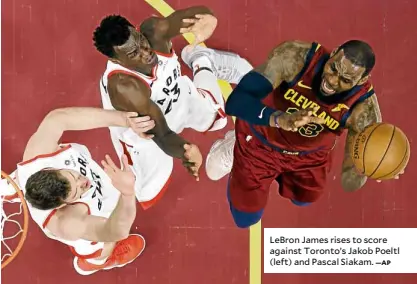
left=350, top=123, right=410, bottom=180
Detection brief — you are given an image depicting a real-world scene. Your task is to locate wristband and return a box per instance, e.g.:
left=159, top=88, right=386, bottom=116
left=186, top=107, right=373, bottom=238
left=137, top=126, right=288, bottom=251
left=273, top=111, right=284, bottom=128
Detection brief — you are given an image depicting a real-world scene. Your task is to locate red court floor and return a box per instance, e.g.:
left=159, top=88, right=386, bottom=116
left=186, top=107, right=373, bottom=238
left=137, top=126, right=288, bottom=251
left=2, top=0, right=417, bottom=284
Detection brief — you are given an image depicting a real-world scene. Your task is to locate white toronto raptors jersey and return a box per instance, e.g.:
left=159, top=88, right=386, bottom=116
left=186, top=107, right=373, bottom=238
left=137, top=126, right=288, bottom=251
left=16, top=143, right=120, bottom=256
left=99, top=50, right=191, bottom=147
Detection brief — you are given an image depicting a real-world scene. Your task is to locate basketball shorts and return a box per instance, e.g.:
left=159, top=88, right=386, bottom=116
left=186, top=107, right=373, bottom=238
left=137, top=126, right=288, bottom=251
left=228, top=119, right=333, bottom=214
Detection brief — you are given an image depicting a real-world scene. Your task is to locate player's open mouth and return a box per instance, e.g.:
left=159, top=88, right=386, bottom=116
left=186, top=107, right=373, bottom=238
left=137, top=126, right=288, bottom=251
left=84, top=180, right=91, bottom=189
left=321, top=80, right=336, bottom=95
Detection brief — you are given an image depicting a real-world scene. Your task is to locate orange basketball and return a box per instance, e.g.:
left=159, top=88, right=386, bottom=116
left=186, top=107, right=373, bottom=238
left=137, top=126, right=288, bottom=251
left=350, top=123, right=410, bottom=180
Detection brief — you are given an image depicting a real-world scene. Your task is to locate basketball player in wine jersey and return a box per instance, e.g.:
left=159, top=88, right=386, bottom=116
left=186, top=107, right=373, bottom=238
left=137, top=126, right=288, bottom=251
left=206, top=40, right=405, bottom=228
left=93, top=7, right=252, bottom=210
left=14, top=107, right=155, bottom=274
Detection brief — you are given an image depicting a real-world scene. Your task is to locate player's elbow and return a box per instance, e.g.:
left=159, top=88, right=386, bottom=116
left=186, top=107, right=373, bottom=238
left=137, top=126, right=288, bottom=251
left=40, top=108, right=70, bottom=129
left=224, top=93, right=237, bottom=116
left=340, top=171, right=367, bottom=192
left=341, top=181, right=361, bottom=192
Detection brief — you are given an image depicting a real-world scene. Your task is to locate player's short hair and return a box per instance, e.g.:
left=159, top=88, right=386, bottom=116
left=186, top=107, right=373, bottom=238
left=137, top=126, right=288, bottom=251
left=25, top=170, right=71, bottom=210
left=337, top=40, right=376, bottom=77
left=93, top=15, right=134, bottom=58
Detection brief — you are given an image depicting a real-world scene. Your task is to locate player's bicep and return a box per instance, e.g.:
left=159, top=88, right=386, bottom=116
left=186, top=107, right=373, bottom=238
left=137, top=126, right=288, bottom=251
left=108, top=75, right=173, bottom=139
left=254, top=41, right=311, bottom=88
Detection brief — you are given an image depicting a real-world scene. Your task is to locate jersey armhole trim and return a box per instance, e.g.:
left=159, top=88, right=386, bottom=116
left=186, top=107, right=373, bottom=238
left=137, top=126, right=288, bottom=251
left=287, top=42, right=320, bottom=87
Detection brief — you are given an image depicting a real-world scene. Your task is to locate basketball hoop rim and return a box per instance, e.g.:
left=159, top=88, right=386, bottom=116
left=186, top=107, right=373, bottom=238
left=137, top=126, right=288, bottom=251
left=1, top=170, right=29, bottom=270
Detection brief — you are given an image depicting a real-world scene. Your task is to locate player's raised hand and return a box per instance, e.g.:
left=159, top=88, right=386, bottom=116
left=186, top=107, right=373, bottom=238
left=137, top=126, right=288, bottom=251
left=101, top=154, right=136, bottom=196
left=182, top=144, right=203, bottom=181
left=125, top=112, right=156, bottom=139
left=180, top=14, right=218, bottom=47
left=272, top=107, right=326, bottom=132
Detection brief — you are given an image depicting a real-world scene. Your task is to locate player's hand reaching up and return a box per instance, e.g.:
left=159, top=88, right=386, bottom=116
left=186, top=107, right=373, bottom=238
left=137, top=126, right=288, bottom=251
left=271, top=107, right=326, bottom=132
left=182, top=144, right=203, bottom=181
left=180, top=14, right=218, bottom=47
left=102, top=154, right=136, bottom=196
left=125, top=113, right=156, bottom=139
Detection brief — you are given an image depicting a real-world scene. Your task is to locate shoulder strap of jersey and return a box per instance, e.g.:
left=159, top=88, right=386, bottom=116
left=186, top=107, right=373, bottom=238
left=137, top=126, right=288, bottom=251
left=18, top=145, right=72, bottom=166
left=288, top=42, right=326, bottom=87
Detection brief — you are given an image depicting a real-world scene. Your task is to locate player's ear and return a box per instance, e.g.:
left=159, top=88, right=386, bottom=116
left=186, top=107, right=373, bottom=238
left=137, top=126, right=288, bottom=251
left=109, top=57, right=122, bottom=65
left=109, top=49, right=122, bottom=65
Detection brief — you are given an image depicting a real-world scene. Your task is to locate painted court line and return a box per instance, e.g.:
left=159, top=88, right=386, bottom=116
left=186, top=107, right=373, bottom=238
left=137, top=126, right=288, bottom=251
left=144, top=1, right=261, bottom=283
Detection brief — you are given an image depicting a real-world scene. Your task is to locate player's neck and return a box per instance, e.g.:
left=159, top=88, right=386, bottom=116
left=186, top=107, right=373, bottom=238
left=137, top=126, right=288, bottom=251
left=134, top=65, right=153, bottom=76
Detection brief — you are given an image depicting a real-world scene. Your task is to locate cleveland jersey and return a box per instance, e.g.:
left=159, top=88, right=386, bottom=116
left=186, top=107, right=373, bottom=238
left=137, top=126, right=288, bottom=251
left=16, top=143, right=120, bottom=256
left=252, top=42, right=375, bottom=152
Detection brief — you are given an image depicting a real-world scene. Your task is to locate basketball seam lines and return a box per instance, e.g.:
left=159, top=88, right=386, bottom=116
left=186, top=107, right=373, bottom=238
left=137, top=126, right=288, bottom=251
left=368, top=126, right=396, bottom=178
left=374, top=136, right=409, bottom=180
left=362, top=124, right=383, bottom=175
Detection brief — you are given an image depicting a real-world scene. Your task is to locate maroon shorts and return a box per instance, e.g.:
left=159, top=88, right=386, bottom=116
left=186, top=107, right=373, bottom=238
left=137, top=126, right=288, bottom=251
left=229, top=119, right=333, bottom=213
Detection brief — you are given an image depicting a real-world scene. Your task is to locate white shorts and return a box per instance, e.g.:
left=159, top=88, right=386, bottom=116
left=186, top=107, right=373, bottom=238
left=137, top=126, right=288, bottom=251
left=178, top=76, right=227, bottom=133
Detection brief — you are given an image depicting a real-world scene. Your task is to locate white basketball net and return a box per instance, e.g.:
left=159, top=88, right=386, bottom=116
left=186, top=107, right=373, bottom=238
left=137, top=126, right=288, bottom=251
left=1, top=171, right=27, bottom=269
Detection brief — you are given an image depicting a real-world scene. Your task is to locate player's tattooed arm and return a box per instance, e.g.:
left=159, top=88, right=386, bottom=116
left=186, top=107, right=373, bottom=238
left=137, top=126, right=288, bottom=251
left=341, top=95, right=382, bottom=192
left=107, top=74, right=190, bottom=161
left=254, top=41, right=311, bottom=89
left=140, top=6, right=214, bottom=42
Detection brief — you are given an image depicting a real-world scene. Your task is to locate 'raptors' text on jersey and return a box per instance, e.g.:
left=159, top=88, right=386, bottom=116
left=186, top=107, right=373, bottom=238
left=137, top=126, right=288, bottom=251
left=251, top=42, right=375, bottom=152
left=155, top=60, right=182, bottom=115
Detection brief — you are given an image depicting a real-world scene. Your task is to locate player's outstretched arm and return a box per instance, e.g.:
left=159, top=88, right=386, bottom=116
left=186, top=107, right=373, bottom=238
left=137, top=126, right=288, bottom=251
left=341, top=95, right=382, bottom=192
left=23, top=108, right=148, bottom=162
left=225, top=41, right=311, bottom=127
left=47, top=155, right=137, bottom=243
left=140, top=6, right=215, bottom=42
left=107, top=73, right=202, bottom=180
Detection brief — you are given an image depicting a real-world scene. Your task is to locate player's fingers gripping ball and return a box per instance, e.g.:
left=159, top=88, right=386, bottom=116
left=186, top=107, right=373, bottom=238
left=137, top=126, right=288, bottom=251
left=350, top=122, right=410, bottom=180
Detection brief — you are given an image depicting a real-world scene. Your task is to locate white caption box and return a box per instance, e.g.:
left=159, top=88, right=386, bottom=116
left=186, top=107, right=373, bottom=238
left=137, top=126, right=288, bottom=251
left=264, top=228, right=417, bottom=273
